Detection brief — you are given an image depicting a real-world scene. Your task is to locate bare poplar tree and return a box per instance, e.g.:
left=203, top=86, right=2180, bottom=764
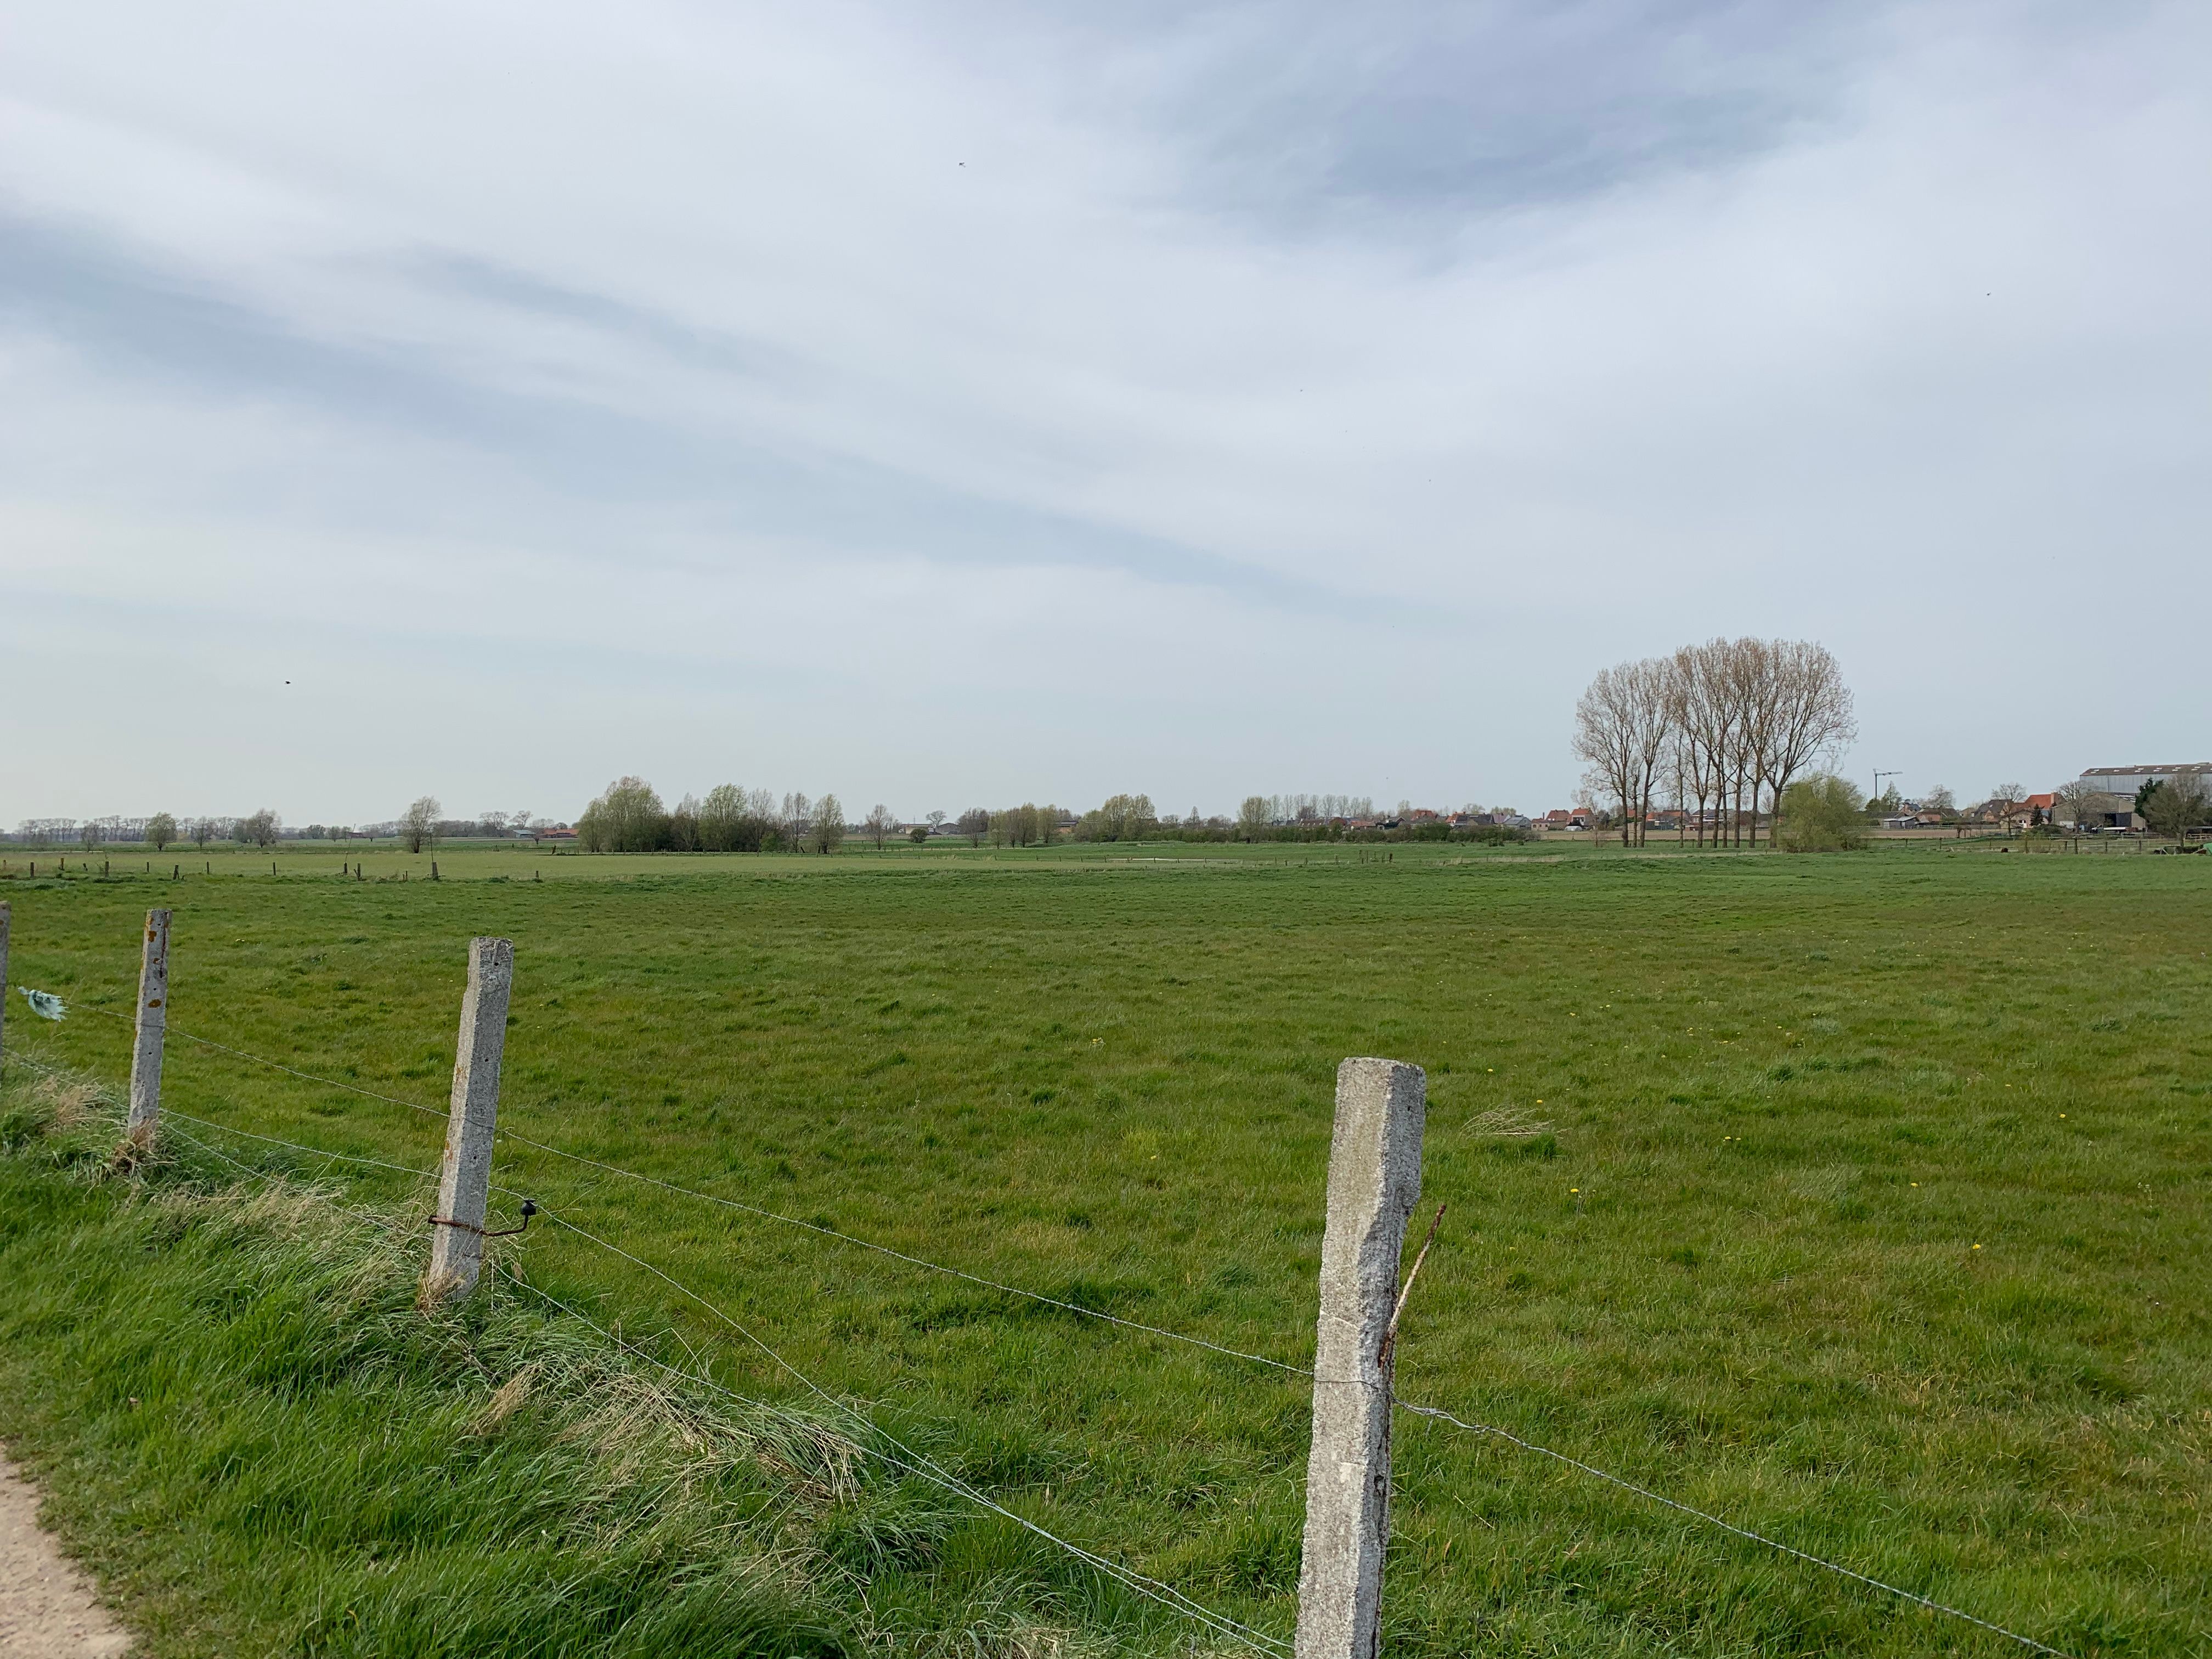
left=1573, top=666, right=1635, bottom=845
left=812, top=794, right=845, bottom=854
left=1624, top=658, right=1672, bottom=845
left=863, top=803, right=896, bottom=848
left=1671, top=642, right=1736, bottom=846
left=400, top=796, right=441, bottom=854
left=781, top=793, right=812, bottom=852
left=1753, top=640, right=1855, bottom=845
left=1573, top=658, right=1676, bottom=845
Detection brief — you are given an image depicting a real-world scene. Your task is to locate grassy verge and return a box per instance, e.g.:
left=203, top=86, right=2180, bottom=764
left=0, top=1068, right=1193, bottom=1657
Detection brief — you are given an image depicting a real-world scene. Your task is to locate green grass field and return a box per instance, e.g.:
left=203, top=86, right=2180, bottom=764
left=2, top=840, right=2208, bottom=1656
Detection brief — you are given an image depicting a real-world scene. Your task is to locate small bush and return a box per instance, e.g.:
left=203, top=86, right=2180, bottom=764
left=1774, top=774, right=1868, bottom=852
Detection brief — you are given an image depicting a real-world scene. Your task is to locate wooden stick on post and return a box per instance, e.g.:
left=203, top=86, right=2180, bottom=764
left=423, top=936, right=514, bottom=1304
left=1295, top=1057, right=1425, bottom=1659
left=126, top=909, right=172, bottom=1148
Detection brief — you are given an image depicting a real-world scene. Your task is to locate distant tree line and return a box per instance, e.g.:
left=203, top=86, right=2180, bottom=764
left=7, top=804, right=569, bottom=853
left=1574, top=637, right=1857, bottom=848
left=10, top=788, right=1532, bottom=856
left=574, top=779, right=851, bottom=854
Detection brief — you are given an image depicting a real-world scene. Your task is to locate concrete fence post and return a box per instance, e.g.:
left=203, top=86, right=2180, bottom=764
left=126, top=909, right=172, bottom=1147
left=423, top=936, right=514, bottom=1304
left=1295, top=1057, right=1425, bottom=1659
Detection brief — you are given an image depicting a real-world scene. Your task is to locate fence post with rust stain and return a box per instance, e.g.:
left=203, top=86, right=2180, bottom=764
left=423, top=936, right=514, bottom=1304
left=126, top=909, right=172, bottom=1147
left=1294, top=1057, right=1425, bottom=1659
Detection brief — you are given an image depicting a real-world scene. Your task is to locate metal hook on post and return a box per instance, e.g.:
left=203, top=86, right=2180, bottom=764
left=428, top=1197, right=536, bottom=1239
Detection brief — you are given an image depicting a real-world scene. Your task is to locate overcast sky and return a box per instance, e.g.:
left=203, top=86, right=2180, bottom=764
left=4, top=1, right=2207, bottom=826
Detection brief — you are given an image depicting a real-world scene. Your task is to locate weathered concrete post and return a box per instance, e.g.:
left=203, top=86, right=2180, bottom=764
left=423, top=936, right=514, bottom=1304
left=125, top=909, right=172, bottom=1147
left=1295, top=1057, right=1425, bottom=1659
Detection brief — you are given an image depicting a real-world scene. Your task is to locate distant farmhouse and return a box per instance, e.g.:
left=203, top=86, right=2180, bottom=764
left=2072, top=763, right=2210, bottom=830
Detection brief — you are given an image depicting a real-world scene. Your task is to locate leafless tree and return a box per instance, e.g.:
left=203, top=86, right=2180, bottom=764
left=1752, top=640, right=1857, bottom=845
left=668, top=793, right=703, bottom=851
left=2052, top=778, right=2102, bottom=828
left=863, top=803, right=897, bottom=848
left=1573, top=665, right=1640, bottom=847
left=780, top=793, right=812, bottom=852
left=1583, top=637, right=1855, bottom=849
left=400, top=796, right=441, bottom=854
left=812, top=794, right=845, bottom=854
left=1573, top=658, right=1670, bottom=845
left=1668, top=642, right=1737, bottom=846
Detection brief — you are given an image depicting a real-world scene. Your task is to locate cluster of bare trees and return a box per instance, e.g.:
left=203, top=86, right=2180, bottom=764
left=975, top=803, right=1069, bottom=847
left=15, top=812, right=274, bottom=850
left=575, top=779, right=858, bottom=854
left=1574, top=638, right=1857, bottom=847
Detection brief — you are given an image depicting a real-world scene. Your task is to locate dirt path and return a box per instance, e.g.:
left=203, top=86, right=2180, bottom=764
left=0, top=1453, right=130, bottom=1658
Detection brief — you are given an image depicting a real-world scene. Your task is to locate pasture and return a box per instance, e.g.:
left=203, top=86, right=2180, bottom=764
left=2, top=840, right=2207, bottom=1656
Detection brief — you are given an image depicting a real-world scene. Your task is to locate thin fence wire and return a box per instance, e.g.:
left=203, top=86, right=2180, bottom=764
left=492, top=1122, right=1317, bottom=1375
left=159, top=1121, right=424, bottom=1245
left=7, top=1013, right=2084, bottom=1657
left=67, top=1001, right=1313, bottom=1372
left=529, top=1207, right=1290, bottom=1655
left=165, top=1108, right=442, bottom=1185
left=18, top=1069, right=1290, bottom=1657
left=67, top=1003, right=451, bottom=1122
left=1395, top=1403, right=2073, bottom=1658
